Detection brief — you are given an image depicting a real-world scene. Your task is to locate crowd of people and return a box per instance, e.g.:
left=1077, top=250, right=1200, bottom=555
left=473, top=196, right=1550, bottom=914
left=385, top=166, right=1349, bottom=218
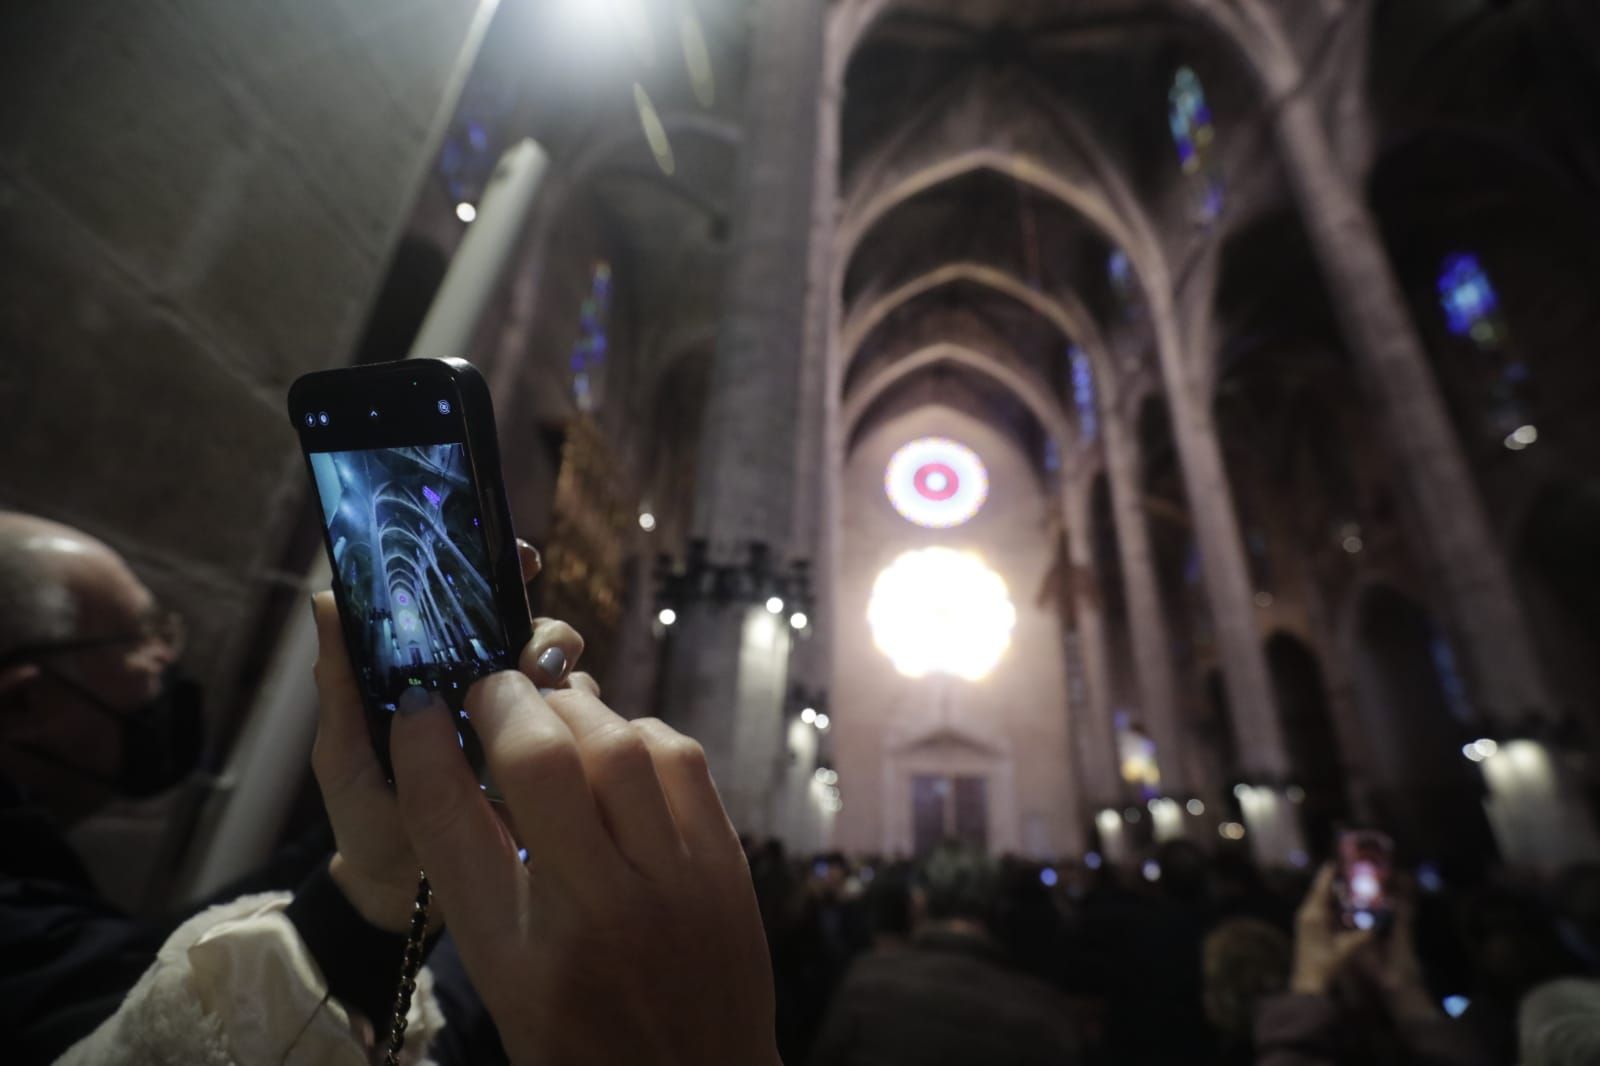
left=4, top=508, right=1600, bottom=1065
left=747, top=837, right=1600, bottom=1064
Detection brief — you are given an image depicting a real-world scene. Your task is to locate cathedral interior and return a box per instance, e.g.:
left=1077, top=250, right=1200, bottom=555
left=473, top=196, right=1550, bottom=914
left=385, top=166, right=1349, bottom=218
left=6, top=0, right=1600, bottom=1061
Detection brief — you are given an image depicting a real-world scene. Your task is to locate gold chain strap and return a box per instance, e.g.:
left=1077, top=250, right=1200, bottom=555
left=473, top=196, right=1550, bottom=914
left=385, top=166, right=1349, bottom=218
left=383, top=872, right=432, bottom=1066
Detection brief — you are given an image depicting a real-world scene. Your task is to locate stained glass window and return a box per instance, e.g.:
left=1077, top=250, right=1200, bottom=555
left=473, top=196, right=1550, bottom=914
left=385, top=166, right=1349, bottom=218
left=1428, top=632, right=1473, bottom=723
left=569, top=262, right=612, bottom=412
left=1437, top=253, right=1534, bottom=448
left=1169, top=67, right=1224, bottom=222
left=1070, top=346, right=1098, bottom=442
left=1108, top=250, right=1139, bottom=320
left=1438, top=254, right=1501, bottom=347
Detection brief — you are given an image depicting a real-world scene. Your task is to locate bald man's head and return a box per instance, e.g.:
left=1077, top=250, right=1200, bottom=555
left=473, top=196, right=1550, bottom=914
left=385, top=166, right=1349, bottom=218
left=0, top=513, right=155, bottom=660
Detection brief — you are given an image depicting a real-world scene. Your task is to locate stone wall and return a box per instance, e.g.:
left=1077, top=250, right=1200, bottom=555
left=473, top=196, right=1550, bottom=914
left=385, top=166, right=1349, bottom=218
left=0, top=1, right=479, bottom=718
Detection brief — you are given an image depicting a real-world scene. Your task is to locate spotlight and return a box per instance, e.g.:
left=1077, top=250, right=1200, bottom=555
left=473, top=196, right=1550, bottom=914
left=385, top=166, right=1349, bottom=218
left=813, top=713, right=830, bottom=730
left=800, top=707, right=816, bottom=725
left=1219, top=821, right=1246, bottom=840
left=657, top=608, right=677, bottom=626
left=1039, top=867, right=1059, bottom=888
left=455, top=202, right=477, bottom=223
left=1472, top=738, right=1499, bottom=759
left=1142, top=860, right=1161, bottom=883
left=1462, top=742, right=1485, bottom=763
left=1186, top=798, right=1205, bottom=816
left=1342, top=535, right=1364, bottom=554
left=1084, top=851, right=1103, bottom=870
left=765, top=596, right=784, bottom=614
left=789, top=612, right=808, bottom=630
left=1233, top=783, right=1250, bottom=799
left=638, top=512, right=656, bottom=532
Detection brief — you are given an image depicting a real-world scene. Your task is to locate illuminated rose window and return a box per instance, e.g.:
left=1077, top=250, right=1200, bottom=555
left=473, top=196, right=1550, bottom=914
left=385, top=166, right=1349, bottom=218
left=884, top=438, right=988, bottom=529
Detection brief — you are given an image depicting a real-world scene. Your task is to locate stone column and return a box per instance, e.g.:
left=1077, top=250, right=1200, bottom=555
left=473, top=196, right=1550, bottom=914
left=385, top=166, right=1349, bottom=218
left=1145, top=301, right=1302, bottom=862
left=662, top=0, right=825, bottom=834
left=1268, top=86, right=1600, bottom=866
left=1271, top=92, right=1552, bottom=724
left=1100, top=401, right=1191, bottom=800
left=1063, top=483, right=1122, bottom=812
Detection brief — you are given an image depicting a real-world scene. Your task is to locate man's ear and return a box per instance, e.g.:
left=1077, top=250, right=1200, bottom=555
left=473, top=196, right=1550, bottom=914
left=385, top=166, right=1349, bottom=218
left=0, top=663, right=41, bottom=700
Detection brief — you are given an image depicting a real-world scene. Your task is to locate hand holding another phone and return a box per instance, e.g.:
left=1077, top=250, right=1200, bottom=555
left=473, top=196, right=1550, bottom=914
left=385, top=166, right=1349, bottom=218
left=1290, top=863, right=1433, bottom=1020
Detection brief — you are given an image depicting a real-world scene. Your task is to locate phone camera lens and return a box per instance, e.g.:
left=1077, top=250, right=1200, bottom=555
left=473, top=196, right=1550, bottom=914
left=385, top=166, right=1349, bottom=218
left=368, top=408, right=380, bottom=420
left=318, top=411, right=330, bottom=426
left=303, top=413, right=315, bottom=428
left=437, top=399, right=452, bottom=415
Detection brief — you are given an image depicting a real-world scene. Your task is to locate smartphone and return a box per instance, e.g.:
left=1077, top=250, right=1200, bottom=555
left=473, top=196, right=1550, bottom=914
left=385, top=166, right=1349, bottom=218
left=288, top=358, right=532, bottom=793
left=1333, top=829, right=1394, bottom=932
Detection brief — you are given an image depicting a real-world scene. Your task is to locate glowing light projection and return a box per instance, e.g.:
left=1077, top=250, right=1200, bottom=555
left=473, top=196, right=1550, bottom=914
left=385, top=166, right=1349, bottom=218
left=884, top=438, right=989, bottom=529
left=867, top=548, right=1016, bottom=681
left=1169, top=67, right=1224, bottom=222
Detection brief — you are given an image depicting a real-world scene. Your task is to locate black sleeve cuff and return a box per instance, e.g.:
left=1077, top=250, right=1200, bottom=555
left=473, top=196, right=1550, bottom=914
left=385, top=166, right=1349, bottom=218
left=284, top=859, right=436, bottom=1027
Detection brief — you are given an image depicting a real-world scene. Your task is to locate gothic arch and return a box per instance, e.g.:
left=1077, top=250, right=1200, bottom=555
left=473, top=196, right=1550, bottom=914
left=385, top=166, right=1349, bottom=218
left=841, top=261, right=1123, bottom=404
left=842, top=341, right=1072, bottom=458
left=838, top=150, right=1143, bottom=282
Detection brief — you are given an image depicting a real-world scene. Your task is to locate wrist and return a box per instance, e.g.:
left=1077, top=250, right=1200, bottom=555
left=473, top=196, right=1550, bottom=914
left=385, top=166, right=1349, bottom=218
left=1289, top=961, right=1329, bottom=996
left=328, top=853, right=422, bottom=934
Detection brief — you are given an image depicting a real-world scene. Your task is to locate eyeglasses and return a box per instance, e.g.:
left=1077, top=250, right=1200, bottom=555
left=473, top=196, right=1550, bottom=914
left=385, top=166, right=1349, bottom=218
left=0, top=607, right=186, bottom=667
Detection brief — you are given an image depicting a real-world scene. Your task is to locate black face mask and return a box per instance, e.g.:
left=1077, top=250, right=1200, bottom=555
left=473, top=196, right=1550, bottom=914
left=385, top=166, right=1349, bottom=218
left=18, top=668, right=206, bottom=799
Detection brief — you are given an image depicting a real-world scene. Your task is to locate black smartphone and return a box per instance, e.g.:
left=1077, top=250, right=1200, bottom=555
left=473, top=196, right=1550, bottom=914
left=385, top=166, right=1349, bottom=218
left=287, top=358, right=532, bottom=792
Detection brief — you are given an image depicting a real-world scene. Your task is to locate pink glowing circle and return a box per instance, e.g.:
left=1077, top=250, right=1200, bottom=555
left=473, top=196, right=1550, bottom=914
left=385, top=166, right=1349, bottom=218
left=885, top=438, right=988, bottom=528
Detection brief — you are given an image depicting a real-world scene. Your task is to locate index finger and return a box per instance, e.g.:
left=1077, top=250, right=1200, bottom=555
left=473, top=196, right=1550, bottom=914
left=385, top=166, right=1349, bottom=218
left=391, top=689, right=522, bottom=950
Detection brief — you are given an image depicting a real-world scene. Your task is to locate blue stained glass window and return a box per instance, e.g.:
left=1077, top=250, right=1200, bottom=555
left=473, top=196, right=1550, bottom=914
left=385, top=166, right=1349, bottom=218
left=1070, top=346, right=1098, bottom=442
left=569, top=262, right=613, bottom=413
left=1108, top=249, right=1139, bottom=321
left=1438, top=254, right=1501, bottom=347
left=1169, top=67, right=1223, bottom=221
left=1428, top=632, right=1473, bottom=724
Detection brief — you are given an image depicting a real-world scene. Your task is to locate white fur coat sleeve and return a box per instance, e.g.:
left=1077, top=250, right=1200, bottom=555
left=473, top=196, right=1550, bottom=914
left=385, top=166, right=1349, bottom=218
left=54, top=892, right=444, bottom=1066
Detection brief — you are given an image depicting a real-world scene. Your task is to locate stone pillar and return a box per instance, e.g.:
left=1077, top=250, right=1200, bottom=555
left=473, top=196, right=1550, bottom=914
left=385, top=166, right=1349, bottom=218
left=1100, top=402, right=1189, bottom=797
left=1144, top=302, right=1302, bottom=862
left=1063, top=484, right=1122, bottom=812
left=662, top=0, right=825, bottom=834
left=1271, top=92, right=1552, bottom=724
left=1269, top=87, right=1600, bottom=865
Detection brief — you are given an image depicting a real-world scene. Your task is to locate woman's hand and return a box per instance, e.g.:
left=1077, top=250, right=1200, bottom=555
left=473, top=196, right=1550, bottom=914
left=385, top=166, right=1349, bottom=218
left=1289, top=864, right=1374, bottom=995
left=388, top=669, right=781, bottom=1065
left=310, top=541, right=583, bottom=933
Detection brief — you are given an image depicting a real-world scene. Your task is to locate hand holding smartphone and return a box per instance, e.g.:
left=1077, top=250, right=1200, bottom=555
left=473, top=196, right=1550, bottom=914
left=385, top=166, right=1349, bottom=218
left=289, top=359, right=532, bottom=792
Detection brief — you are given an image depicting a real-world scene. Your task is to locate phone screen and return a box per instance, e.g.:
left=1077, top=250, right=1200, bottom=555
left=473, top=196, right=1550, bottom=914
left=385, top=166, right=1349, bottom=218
left=1335, top=830, right=1394, bottom=931
left=309, top=443, right=514, bottom=715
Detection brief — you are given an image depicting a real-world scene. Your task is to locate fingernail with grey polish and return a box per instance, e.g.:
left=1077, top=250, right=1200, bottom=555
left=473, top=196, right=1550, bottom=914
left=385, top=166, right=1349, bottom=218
left=397, top=686, right=438, bottom=715
left=536, top=646, right=567, bottom=682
